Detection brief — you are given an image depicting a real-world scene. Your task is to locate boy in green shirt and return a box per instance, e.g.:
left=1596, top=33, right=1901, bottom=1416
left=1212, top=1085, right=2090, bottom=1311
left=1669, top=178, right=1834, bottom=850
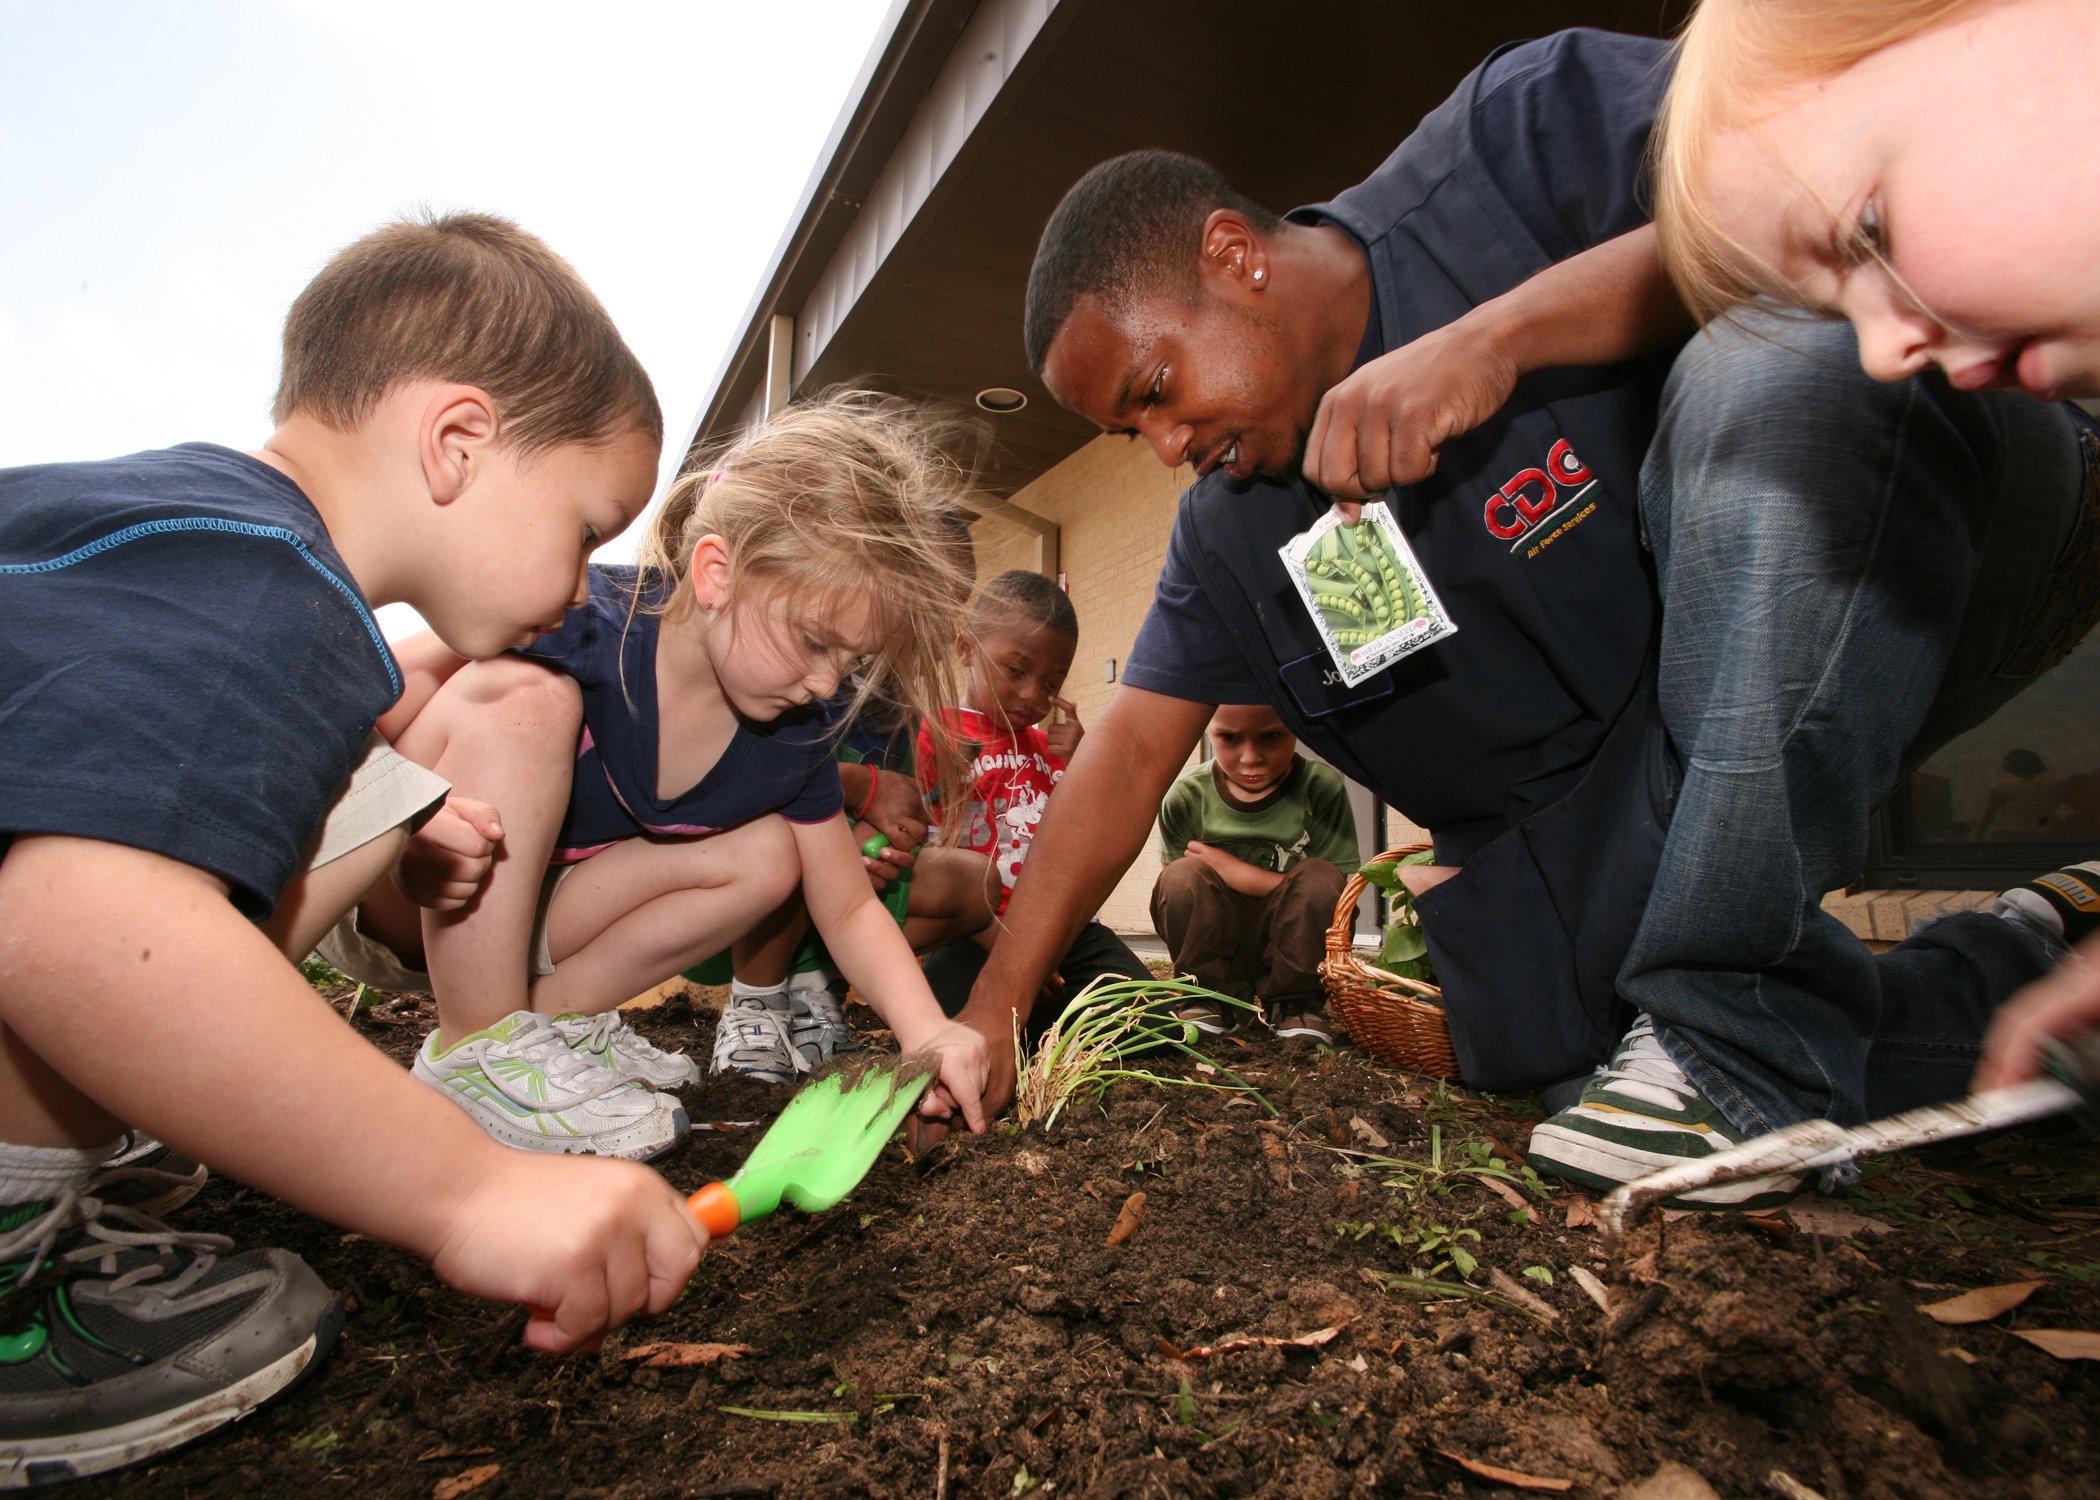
left=1153, top=705, right=1358, bottom=1040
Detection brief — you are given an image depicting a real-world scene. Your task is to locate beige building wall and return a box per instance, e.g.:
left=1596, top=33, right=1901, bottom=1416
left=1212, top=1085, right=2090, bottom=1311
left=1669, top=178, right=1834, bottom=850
left=969, top=436, right=1193, bottom=933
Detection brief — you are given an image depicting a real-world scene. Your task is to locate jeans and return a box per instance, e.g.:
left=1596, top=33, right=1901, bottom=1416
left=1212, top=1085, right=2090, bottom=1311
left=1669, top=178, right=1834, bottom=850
left=1621, top=312, right=2091, bottom=1134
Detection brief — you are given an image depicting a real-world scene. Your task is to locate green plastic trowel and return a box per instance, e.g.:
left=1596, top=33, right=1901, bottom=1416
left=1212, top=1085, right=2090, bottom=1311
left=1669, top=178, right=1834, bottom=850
left=686, top=1050, right=936, bottom=1237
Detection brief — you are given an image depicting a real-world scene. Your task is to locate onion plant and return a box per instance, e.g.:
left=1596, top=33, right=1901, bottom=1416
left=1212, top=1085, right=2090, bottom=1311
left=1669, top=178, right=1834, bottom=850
left=1012, top=976, right=1275, bottom=1130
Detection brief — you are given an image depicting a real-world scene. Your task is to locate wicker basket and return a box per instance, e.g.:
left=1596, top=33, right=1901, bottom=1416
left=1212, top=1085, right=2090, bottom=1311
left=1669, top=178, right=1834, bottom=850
left=1320, top=843, right=1462, bottom=1080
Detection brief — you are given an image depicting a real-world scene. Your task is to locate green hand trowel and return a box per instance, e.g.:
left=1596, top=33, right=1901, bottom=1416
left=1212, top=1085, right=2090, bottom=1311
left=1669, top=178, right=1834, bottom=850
left=686, top=1050, right=936, bottom=1237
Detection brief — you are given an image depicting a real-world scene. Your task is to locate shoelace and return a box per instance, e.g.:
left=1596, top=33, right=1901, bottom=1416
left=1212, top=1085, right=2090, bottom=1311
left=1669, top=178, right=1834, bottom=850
left=491, top=1016, right=652, bottom=1105
left=567, top=1010, right=677, bottom=1062
left=723, top=1000, right=811, bottom=1076
left=1593, top=1017, right=1697, bottom=1114
left=0, top=1189, right=232, bottom=1325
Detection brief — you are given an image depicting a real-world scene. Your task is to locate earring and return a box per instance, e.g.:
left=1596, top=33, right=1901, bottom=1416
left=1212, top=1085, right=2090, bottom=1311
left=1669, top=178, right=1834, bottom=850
left=1252, top=268, right=1266, bottom=283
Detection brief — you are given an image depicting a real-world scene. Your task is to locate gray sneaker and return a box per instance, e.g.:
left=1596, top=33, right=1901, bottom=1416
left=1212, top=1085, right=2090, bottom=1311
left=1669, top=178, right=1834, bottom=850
left=91, top=1131, right=208, bottom=1218
left=0, top=1191, right=342, bottom=1486
left=785, top=971, right=860, bottom=1068
left=709, top=992, right=808, bottom=1085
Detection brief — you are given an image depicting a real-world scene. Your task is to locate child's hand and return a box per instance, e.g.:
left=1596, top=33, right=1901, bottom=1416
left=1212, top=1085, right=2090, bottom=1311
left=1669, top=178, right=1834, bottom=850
left=856, top=833, right=915, bottom=893
left=1043, top=698, right=1084, bottom=762
left=393, top=796, right=505, bottom=910
left=864, top=771, right=932, bottom=853
left=1975, top=934, right=2100, bottom=1090
left=892, top=1020, right=989, bottom=1134
left=429, top=1152, right=707, bottom=1355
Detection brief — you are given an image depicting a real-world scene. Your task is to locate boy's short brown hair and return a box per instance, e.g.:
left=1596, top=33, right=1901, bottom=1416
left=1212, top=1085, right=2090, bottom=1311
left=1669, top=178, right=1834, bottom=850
left=273, top=211, right=662, bottom=455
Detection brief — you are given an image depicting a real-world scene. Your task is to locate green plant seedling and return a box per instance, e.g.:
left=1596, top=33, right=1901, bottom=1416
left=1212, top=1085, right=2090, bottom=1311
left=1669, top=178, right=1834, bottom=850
left=1013, top=975, right=1274, bottom=1130
left=687, top=1051, right=936, bottom=1237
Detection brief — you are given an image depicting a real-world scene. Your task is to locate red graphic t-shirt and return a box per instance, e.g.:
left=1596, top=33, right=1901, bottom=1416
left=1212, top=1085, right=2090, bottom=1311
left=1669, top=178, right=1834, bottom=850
left=916, top=706, right=1062, bottom=913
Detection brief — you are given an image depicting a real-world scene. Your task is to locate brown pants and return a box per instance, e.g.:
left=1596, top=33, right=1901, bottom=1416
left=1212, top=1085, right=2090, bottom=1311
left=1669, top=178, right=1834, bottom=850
left=1149, top=857, right=1346, bottom=1006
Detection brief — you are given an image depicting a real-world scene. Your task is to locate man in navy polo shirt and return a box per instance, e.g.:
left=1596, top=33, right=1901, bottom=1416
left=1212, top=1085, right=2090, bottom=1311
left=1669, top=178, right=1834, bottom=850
left=948, top=28, right=2098, bottom=1206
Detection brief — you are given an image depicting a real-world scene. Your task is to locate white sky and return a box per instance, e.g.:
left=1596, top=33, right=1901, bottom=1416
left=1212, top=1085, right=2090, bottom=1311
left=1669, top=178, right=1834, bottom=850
left=0, top=0, right=893, bottom=636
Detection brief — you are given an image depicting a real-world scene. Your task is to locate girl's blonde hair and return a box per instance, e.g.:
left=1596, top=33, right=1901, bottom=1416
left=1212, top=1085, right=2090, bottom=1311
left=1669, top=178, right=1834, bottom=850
left=636, top=389, right=980, bottom=823
left=1655, top=0, right=2003, bottom=321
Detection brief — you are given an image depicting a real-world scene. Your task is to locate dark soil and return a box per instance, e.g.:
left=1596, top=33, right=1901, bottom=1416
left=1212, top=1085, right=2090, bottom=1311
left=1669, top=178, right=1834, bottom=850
left=76, top=981, right=2100, bottom=1499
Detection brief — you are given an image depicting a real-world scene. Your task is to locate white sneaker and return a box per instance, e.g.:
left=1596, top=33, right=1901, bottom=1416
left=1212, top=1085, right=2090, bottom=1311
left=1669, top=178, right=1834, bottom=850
left=551, top=1010, right=700, bottom=1090
left=786, top=970, right=860, bottom=1068
left=413, top=1012, right=688, bottom=1161
left=708, top=991, right=808, bottom=1085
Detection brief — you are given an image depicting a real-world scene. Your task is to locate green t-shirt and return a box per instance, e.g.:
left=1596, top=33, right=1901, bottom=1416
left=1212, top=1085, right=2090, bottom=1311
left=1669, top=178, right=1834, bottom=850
left=1157, top=755, right=1359, bottom=874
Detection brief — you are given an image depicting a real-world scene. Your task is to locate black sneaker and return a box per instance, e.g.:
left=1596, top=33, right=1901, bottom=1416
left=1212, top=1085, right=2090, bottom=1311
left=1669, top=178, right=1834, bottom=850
left=0, top=1191, right=344, bottom=1486
left=91, top=1132, right=208, bottom=1218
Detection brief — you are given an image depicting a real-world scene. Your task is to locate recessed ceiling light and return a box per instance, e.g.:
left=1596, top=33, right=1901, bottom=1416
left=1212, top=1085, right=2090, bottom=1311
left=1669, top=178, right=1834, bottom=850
left=975, top=386, right=1028, bottom=413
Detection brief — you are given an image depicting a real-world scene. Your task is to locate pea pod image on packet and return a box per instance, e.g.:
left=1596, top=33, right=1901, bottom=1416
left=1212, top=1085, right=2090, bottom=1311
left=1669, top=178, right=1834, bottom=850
left=1280, top=503, right=1456, bottom=685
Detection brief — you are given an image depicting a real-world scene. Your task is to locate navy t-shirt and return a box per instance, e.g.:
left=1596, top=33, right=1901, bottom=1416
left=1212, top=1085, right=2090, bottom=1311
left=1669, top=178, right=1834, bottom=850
left=1124, top=30, right=1673, bottom=860
left=0, top=444, right=401, bottom=916
left=519, top=565, right=844, bottom=860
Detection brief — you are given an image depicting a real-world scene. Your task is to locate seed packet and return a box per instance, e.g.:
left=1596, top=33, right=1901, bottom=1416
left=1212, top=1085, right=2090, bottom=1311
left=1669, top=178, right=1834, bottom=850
left=1279, top=503, right=1456, bottom=686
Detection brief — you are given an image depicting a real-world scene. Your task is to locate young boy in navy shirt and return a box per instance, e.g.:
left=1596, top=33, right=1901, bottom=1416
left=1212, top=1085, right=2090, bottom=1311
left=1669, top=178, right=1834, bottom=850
left=0, top=213, right=709, bottom=1482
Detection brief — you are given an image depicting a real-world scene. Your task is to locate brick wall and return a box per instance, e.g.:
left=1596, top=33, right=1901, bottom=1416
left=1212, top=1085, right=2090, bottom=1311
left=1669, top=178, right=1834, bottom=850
left=969, top=437, right=1191, bottom=932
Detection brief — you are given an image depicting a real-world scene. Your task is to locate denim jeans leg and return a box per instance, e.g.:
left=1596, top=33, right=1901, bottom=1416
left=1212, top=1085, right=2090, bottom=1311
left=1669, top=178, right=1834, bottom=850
left=1620, top=312, right=2082, bottom=1134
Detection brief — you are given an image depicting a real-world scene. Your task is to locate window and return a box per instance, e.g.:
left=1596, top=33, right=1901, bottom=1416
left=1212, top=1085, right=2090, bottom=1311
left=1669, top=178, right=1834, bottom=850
left=1865, top=630, right=2100, bottom=888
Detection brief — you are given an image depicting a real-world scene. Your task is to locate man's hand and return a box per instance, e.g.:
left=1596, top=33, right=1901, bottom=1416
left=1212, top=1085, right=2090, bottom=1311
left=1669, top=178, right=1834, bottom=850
left=1043, top=697, right=1084, bottom=762
left=1303, top=326, right=1521, bottom=499
left=393, top=796, right=505, bottom=910
left=432, top=1153, right=707, bottom=1355
left=1975, top=935, right=2100, bottom=1090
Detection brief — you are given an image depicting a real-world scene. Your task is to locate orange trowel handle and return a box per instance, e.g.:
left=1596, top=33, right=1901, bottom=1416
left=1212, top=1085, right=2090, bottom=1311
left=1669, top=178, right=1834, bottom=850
left=687, top=1181, right=741, bottom=1238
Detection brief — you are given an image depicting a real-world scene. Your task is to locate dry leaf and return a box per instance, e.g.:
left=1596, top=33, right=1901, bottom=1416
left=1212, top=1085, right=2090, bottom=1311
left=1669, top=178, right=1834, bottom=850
left=1919, top=1281, right=2041, bottom=1325
left=2012, top=1328, right=2100, bottom=1361
left=1946, top=1347, right=1980, bottom=1366
left=1567, top=1264, right=1613, bottom=1316
left=1350, top=1116, right=1390, bottom=1150
left=1435, top=1450, right=1573, bottom=1492
left=1488, top=1268, right=1558, bottom=1324
left=433, top=1465, right=501, bottom=1500
left=1159, top=1322, right=1350, bottom=1360
left=1107, top=1191, right=1148, bottom=1246
left=620, top=1341, right=757, bottom=1368
left=1479, top=1175, right=1531, bottom=1213
left=416, top=1446, right=494, bottom=1464
left=1784, top=1203, right=1895, bottom=1239
left=1564, top=1196, right=1598, bottom=1230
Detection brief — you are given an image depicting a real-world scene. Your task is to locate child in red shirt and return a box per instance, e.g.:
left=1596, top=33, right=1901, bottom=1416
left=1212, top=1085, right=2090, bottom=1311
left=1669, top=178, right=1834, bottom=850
left=916, top=571, right=1150, bottom=1029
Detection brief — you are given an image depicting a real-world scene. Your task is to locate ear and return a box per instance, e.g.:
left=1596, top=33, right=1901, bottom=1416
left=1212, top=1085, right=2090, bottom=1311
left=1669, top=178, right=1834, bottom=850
left=418, top=385, right=502, bottom=505
left=955, top=630, right=977, bottom=668
left=1197, top=210, right=1269, bottom=296
left=689, top=533, right=733, bottom=614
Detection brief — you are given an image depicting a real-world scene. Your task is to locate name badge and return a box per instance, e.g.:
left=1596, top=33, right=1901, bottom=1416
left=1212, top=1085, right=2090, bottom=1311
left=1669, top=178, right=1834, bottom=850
left=1279, top=650, right=1399, bottom=720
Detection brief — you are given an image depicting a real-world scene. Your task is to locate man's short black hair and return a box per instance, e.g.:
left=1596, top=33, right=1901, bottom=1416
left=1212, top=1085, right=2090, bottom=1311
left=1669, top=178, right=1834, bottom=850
left=974, top=568, right=1078, bottom=641
left=1023, top=150, right=1281, bottom=374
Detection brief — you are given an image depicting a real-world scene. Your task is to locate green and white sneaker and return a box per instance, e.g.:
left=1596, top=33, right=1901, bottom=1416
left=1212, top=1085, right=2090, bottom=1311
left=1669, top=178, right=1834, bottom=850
left=785, top=970, right=860, bottom=1069
left=551, top=1010, right=699, bottom=1090
left=414, top=1012, right=689, bottom=1161
left=1526, top=1016, right=1806, bottom=1210
left=0, top=1192, right=342, bottom=1487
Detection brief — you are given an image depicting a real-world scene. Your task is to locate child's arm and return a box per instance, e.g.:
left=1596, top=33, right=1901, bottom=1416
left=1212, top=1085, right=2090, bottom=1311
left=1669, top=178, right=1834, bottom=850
left=0, top=835, right=705, bottom=1352
left=1184, top=841, right=1284, bottom=898
left=790, top=815, right=988, bottom=1131
left=375, top=630, right=474, bottom=742
left=1304, top=768, right=1362, bottom=871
